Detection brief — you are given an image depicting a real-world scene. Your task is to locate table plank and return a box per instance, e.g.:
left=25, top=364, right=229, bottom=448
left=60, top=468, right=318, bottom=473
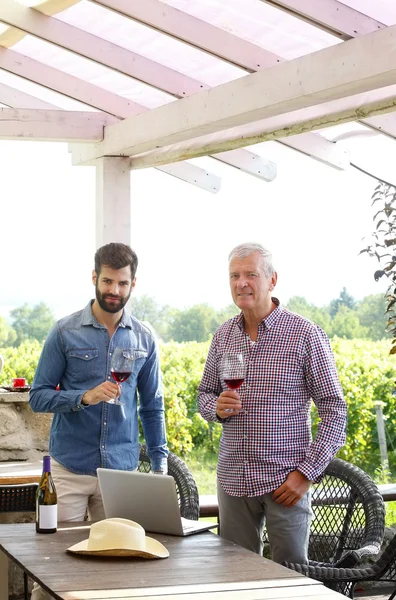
left=61, top=580, right=323, bottom=600
left=63, top=589, right=345, bottom=600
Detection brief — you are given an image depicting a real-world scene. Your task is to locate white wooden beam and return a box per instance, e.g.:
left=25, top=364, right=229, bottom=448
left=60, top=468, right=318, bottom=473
left=262, top=0, right=385, bottom=40
left=113, top=94, right=396, bottom=169
left=0, top=81, right=58, bottom=110
left=0, top=0, right=207, bottom=97
left=277, top=133, right=350, bottom=170
left=96, top=157, right=131, bottom=247
left=70, top=24, right=396, bottom=164
left=212, top=150, right=277, bottom=181
left=0, top=107, right=115, bottom=141
left=90, top=0, right=281, bottom=72
left=155, top=162, right=221, bottom=193
left=0, top=47, right=145, bottom=117
left=361, top=113, right=396, bottom=140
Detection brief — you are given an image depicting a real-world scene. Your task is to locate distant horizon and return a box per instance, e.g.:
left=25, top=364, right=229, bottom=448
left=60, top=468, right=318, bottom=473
left=0, top=283, right=389, bottom=323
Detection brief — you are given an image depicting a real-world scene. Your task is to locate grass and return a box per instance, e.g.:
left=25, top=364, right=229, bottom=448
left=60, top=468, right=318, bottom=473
left=184, top=447, right=217, bottom=496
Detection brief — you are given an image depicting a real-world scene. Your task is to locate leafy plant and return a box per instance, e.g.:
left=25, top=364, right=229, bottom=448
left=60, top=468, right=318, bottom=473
left=361, top=182, right=396, bottom=353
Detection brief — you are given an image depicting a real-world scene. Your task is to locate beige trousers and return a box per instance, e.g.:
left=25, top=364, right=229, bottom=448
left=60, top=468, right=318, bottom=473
left=31, top=459, right=106, bottom=600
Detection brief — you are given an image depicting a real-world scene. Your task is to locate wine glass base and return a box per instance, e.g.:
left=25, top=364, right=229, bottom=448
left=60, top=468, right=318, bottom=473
left=106, top=399, right=125, bottom=405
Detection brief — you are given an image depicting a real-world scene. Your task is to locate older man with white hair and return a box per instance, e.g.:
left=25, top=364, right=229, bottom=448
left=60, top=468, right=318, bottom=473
left=198, top=242, right=347, bottom=564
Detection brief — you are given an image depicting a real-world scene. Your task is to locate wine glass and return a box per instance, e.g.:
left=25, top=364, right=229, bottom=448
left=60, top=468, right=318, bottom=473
left=221, top=352, right=246, bottom=391
left=107, top=348, right=134, bottom=405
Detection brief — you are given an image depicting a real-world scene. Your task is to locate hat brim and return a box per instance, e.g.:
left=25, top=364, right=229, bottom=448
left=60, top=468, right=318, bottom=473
left=67, top=536, right=169, bottom=559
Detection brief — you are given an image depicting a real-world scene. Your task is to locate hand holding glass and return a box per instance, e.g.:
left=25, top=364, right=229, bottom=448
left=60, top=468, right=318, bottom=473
left=108, top=348, right=134, bottom=405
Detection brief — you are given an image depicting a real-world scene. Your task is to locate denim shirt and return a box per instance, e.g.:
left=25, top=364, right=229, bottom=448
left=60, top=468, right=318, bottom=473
left=30, top=301, right=168, bottom=475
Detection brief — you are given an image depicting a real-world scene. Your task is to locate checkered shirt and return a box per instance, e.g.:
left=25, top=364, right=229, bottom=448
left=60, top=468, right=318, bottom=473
left=197, top=300, right=347, bottom=497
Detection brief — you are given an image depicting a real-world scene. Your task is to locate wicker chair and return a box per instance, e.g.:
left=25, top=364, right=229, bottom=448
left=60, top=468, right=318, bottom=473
left=282, top=458, right=386, bottom=598
left=307, top=533, right=396, bottom=600
left=138, top=444, right=200, bottom=520
left=0, top=483, right=38, bottom=600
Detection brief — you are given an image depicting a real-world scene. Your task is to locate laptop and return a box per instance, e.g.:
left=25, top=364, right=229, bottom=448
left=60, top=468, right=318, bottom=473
left=97, top=468, right=217, bottom=536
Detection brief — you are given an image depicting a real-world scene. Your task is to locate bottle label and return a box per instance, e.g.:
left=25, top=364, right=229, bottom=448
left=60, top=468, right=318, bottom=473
left=39, top=504, right=58, bottom=530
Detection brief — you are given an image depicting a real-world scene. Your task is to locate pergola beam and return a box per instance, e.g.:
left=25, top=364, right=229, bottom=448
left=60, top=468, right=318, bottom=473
left=212, top=150, right=277, bottom=182
left=0, top=107, right=115, bottom=141
left=89, top=0, right=281, bottom=72
left=0, top=47, right=144, bottom=117
left=69, top=24, right=396, bottom=165
left=262, top=0, right=385, bottom=40
left=0, top=0, right=207, bottom=97
left=156, top=162, right=221, bottom=192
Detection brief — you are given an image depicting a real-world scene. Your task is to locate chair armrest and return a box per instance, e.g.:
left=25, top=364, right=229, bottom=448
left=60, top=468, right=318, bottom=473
left=283, top=542, right=382, bottom=581
left=282, top=560, right=380, bottom=583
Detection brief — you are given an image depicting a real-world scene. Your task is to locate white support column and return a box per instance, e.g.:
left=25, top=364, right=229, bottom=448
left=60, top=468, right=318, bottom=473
left=95, top=158, right=131, bottom=248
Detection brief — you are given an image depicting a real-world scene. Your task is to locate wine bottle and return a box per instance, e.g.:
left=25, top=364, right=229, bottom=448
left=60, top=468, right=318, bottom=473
left=36, top=455, right=58, bottom=534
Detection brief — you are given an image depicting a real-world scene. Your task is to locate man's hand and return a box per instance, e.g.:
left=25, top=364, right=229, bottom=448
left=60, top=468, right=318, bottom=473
left=216, top=390, right=242, bottom=418
left=81, top=381, right=120, bottom=406
left=272, top=470, right=311, bottom=508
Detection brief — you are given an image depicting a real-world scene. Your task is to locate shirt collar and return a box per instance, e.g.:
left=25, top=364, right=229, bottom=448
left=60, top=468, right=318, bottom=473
left=81, top=300, right=131, bottom=329
left=235, top=297, right=282, bottom=331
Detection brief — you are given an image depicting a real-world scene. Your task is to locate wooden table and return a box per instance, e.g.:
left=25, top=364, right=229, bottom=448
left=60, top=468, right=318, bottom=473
left=0, top=522, right=347, bottom=600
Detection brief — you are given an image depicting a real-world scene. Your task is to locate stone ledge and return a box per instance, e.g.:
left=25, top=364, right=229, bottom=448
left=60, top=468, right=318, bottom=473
left=0, top=390, right=30, bottom=403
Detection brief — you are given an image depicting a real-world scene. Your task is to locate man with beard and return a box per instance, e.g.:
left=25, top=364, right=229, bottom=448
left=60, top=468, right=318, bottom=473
left=30, top=242, right=168, bottom=525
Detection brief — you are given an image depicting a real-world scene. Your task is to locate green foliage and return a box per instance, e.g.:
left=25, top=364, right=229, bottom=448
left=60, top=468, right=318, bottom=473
left=0, top=316, right=16, bottom=346
left=286, top=293, right=388, bottom=341
left=330, top=338, right=396, bottom=476
left=131, top=295, right=171, bottom=341
left=159, top=341, right=222, bottom=455
left=356, top=294, right=390, bottom=341
left=0, top=339, right=43, bottom=386
left=10, top=302, right=55, bottom=346
left=329, top=287, right=356, bottom=317
left=286, top=296, right=333, bottom=335
left=361, top=182, right=396, bottom=353
left=331, top=305, right=368, bottom=340
left=167, top=304, right=218, bottom=342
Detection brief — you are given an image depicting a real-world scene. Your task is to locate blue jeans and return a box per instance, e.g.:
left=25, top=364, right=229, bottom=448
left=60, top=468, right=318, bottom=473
left=217, top=479, right=312, bottom=563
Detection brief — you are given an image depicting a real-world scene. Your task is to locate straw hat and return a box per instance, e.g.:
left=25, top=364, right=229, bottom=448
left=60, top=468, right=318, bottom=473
left=67, top=518, right=169, bottom=559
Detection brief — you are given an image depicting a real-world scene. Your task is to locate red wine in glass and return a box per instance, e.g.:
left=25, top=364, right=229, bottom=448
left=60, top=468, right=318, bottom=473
left=224, top=377, right=244, bottom=390
left=222, top=353, right=245, bottom=390
left=111, top=371, right=132, bottom=383
left=107, top=348, right=135, bottom=405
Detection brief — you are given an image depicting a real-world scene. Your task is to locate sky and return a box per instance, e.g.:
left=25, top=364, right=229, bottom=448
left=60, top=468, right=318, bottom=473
left=0, top=129, right=393, bottom=321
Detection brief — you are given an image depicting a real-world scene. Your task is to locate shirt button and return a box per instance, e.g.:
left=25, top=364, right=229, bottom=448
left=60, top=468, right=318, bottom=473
left=85, top=355, right=89, bottom=359
left=101, top=445, right=105, bottom=449
left=104, top=422, right=107, bottom=426
left=108, top=376, right=111, bottom=380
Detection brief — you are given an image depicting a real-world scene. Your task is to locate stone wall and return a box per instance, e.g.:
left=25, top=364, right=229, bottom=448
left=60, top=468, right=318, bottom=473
left=0, top=390, right=51, bottom=460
